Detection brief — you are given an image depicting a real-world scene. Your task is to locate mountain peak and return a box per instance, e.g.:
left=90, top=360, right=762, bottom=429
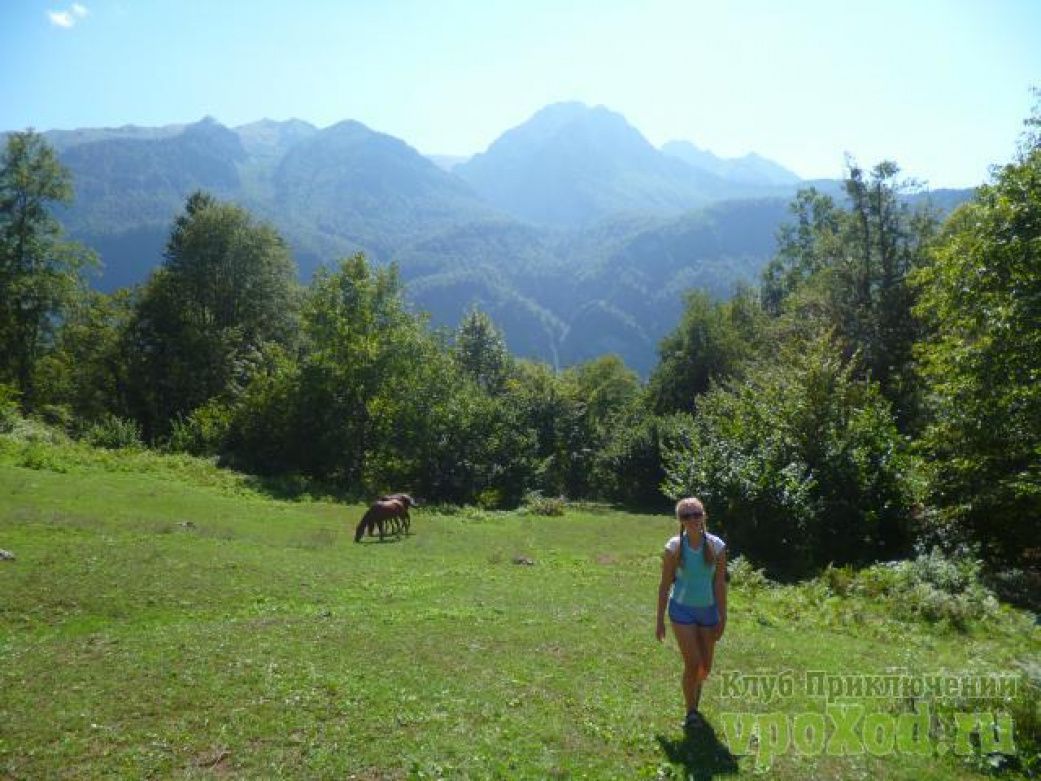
left=324, top=118, right=374, bottom=135
left=454, top=103, right=729, bottom=226
left=181, top=117, right=244, bottom=158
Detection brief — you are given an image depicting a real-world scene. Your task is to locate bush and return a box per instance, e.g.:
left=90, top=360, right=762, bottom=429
left=475, top=488, right=504, bottom=510
left=168, top=399, right=232, bottom=456
left=4, top=415, right=70, bottom=445
left=35, top=404, right=75, bottom=433
left=0, top=383, right=19, bottom=433
left=19, top=441, right=70, bottom=472
left=83, top=415, right=143, bottom=450
left=727, top=555, right=772, bottom=591
left=521, top=490, right=566, bottom=516
left=820, top=563, right=855, bottom=596
left=847, top=549, right=999, bottom=630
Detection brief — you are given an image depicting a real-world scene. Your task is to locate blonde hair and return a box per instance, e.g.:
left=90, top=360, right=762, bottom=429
left=674, top=497, right=715, bottom=566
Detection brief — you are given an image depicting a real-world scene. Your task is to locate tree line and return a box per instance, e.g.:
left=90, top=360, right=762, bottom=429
left=2, top=100, right=1038, bottom=588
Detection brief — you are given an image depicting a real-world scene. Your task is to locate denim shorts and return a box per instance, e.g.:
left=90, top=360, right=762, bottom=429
left=668, top=598, right=720, bottom=627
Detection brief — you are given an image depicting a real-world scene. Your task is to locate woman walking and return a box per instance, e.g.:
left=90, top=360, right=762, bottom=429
left=655, top=497, right=727, bottom=728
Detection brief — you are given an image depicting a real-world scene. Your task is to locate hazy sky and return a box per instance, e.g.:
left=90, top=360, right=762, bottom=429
left=2, top=0, right=1039, bottom=188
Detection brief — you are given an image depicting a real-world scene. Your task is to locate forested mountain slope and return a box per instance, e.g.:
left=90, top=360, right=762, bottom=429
left=24, top=106, right=971, bottom=373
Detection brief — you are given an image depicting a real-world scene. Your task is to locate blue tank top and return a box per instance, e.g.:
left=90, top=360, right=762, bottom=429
left=668, top=532, right=723, bottom=607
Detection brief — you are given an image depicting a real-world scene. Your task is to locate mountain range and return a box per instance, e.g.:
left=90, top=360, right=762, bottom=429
left=13, top=102, right=972, bottom=375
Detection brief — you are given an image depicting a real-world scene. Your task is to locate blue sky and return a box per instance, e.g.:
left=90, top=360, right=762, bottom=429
left=2, top=0, right=1039, bottom=187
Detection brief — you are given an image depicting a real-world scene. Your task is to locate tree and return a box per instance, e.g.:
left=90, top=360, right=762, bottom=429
left=33, top=289, right=134, bottom=423
left=762, top=163, right=937, bottom=430
left=761, top=188, right=844, bottom=315
left=453, top=307, right=512, bottom=395
left=0, top=130, right=95, bottom=407
left=594, top=409, right=690, bottom=507
left=913, top=113, right=1041, bottom=567
left=647, top=285, right=765, bottom=414
left=567, top=354, right=640, bottom=430
left=124, top=192, right=298, bottom=436
left=662, top=336, right=917, bottom=578
left=505, top=360, right=591, bottom=497
left=288, top=254, right=420, bottom=483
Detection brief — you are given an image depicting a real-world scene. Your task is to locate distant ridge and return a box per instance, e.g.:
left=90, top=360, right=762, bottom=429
left=39, top=122, right=189, bottom=152
left=661, top=140, right=802, bottom=186
left=11, top=106, right=972, bottom=375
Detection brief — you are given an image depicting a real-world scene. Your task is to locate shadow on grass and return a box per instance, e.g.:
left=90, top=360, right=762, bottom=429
left=354, top=535, right=405, bottom=545
left=656, top=718, right=740, bottom=781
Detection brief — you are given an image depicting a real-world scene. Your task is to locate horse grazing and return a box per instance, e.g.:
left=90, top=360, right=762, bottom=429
left=380, top=493, right=417, bottom=535
left=354, top=499, right=409, bottom=543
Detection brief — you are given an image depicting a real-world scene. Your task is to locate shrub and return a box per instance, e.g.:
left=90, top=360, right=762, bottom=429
left=521, top=490, right=566, bottom=516
left=168, top=399, right=232, bottom=456
left=820, top=563, right=855, bottom=596
left=83, top=415, right=143, bottom=450
left=594, top=411, right=690, bottom=507
left=35, top=404, right=75, bottom=433
left=19, top=441, right=70, bottom=472
left=727, top=555, right=772, bottom=591
left=849, top=549, right=999, bottom=630
left=0, top=383, right=19, bottom=433
left=475, top=488, right=504, bottom=510
left=987, top=566, right=1041, bottom=611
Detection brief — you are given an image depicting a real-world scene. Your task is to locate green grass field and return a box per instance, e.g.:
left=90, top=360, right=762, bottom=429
left=1, top=435, right=1038, bottom=779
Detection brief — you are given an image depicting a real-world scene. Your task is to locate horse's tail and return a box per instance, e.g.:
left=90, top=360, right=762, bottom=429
left=354, top=510, right=373, bottom=543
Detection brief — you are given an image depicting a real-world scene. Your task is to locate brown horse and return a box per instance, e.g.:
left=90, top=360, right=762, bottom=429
left=379, top=493, right=417, bottom=534
left=354, top=499, right=409, bottom=543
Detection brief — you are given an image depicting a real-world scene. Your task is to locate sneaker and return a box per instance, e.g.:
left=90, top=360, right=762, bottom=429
left=684, top=709, right=702, bottom=729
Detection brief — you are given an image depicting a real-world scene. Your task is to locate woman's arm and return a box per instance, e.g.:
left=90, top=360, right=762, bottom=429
left=713, top=548, right=728, bottom=641
left=656, top=549, right=678, bottom=642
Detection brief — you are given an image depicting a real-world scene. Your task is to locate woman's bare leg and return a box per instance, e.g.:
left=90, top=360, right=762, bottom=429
left=691, top=626, right=718, bottom=710
left=671, top=622, right=703, bottom=713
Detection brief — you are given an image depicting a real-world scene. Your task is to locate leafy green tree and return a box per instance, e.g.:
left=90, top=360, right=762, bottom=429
left=913, top=117, right=1041, bottom=566
left=504, top=360, right=591, bottom=497
left=453, top=307, right=512, bottom=395
left=285, top=254, right=423, bottom=484
left=662, top=336, right=917, bottom=578
left=221, top=345, right=301, bottom=471
left=33, top=289, right=134, bottom=423
left=762, top=163, right=936, bottom=430
left=567, top=354, right=641, bottom=430
left=0, top=130, right=96, bottom=407
left=124, top=192, right=299, bottom=436
left=761, top=189, right=844, bottom=314
left=224, top=255, right=539, bottom=504
left=647, top=285, right=765, bottom=414
left=594, top=409, right=690, bottom=507
left=395, top=364, right=537, bottom=506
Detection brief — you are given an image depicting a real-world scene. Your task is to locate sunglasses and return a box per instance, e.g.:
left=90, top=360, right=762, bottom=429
left=679, top=510, right=704, bottom=520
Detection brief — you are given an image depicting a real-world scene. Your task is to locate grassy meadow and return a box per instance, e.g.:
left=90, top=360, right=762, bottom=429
left=1, top=432, right=1038, bottom=779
